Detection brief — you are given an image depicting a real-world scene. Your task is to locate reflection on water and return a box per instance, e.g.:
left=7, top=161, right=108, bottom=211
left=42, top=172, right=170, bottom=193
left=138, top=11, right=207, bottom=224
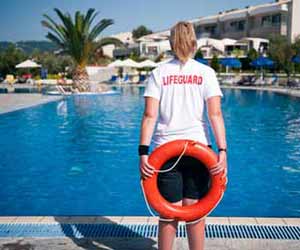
left=0, top=87, right=299, bottom=217
left=56, top=100, right=67, bottom=116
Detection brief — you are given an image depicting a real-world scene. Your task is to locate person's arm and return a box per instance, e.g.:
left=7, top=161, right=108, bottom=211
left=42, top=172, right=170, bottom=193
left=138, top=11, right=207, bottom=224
left=140, top=97, right=159, bottom=145
left=139, top=70, right=161, bottom=179
left=139, top=97, right=159, bottom=179
left=206, top=96, right=227, bottom=178
left=206, top=96, right=227, bottom=150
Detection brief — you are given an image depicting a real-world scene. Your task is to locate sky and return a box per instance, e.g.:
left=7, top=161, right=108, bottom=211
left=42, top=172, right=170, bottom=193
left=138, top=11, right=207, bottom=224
left=0, top=0, right=270, bottom=42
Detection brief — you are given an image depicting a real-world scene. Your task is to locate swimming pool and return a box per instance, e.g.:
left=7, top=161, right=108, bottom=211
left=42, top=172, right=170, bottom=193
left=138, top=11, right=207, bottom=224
left=0, top=87, right=299, bottom=217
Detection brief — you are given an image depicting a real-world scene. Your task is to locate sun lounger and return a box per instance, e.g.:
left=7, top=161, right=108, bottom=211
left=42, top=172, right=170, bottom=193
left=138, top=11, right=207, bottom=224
left=139, top=74, right=146, bottom=84
left=119, top=74, right=130, bottom=84
left=108, top=75, right=118, bottom=84
left=56, top=85, right=68, bottom=95
left=4, top=75, right=16, bottom=85
left=287, top=79, right=300, bottom=88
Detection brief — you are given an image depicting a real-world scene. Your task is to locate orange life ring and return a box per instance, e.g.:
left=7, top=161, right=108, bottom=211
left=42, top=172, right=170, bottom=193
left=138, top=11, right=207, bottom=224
left=142, top=139, right=227, bottom=222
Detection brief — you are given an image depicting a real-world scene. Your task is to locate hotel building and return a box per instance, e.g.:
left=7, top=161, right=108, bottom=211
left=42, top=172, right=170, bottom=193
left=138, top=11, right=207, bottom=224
left=138, top=0, right=300, bottom=59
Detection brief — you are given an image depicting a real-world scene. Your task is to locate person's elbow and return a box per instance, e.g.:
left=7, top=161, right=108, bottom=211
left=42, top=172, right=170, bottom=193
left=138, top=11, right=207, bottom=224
left=143, top=110, right=158, bottom=121
left=208, top=109, right=222, bottom=120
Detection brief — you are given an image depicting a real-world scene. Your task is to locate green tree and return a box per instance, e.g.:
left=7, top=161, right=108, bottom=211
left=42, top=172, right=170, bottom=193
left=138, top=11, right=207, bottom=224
left=41, top=8, right=123, bottom=91
left=211, top=55, right=220, bottom=72
left=242, top=48, right=258, bottom=70
left=268, top=35, right=294, bottom=77
left=232, top=49, right=244, bottom=58
left=292, top=35, right=300, bottom=55
left=292, top=36, right=300, bottom=73
left=248, top=48, right=258, bottom=61
left=194, top=49, right=203, bottom=59
left=132, top=25, right=152, bottom=40
left=0, top=44, right=26, bottom=76
left=36, top=52, right=74, bottom=74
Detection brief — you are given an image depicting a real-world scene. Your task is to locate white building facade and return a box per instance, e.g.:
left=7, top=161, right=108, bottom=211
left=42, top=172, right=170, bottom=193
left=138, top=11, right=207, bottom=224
left=137, top=0, right=300, bottom=59
left=192, top=0, right=299, bottom=43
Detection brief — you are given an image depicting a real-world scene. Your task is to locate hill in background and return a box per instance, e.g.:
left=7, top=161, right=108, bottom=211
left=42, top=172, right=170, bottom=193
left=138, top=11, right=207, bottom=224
left=0, top=41, right=58, bottom=54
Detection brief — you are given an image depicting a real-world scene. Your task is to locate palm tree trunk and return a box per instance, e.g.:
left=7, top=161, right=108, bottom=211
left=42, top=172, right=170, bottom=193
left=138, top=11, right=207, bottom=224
left=72, top=65, right=90, bottom=92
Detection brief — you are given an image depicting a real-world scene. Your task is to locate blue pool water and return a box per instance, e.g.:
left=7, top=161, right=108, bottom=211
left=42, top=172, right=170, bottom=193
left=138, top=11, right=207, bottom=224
left=0, top=87, right=300, bottom=217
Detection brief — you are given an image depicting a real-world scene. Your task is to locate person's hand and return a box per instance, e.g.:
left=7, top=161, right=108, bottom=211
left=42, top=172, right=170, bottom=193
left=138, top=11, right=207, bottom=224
left=210, top=151, right=227, bottom=182
left=139, top=155, right=155, bottom=180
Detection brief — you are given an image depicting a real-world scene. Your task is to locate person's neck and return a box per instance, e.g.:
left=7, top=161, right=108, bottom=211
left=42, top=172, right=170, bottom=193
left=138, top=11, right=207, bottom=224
left=174, top=56, right=190, bottom=67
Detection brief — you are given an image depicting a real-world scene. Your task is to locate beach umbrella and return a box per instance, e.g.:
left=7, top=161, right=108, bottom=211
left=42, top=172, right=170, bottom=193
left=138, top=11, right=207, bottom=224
left=15, top=59, right=41, bottom=68
left=138, top=59, right=157, bottom=68
left=220, top=57, right=241, bottom=68
left=195, top=58, right=208, bottom=65
left=108, top=59, right=123, bottom=67
left=250, top=56, right=274, bottom=80
left=157, top=59, right=172, bottom=66
left=121, top=59, right=140, bottom=68
left=292, top=55, right=300, bottom=64
left=250, top=56, right=274, bottom=68
left=220, top=57, right=241, bottom=73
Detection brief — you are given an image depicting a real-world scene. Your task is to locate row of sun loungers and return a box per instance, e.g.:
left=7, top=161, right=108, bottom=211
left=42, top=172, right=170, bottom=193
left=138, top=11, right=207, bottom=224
left=220, top=75, right=300, bottom=88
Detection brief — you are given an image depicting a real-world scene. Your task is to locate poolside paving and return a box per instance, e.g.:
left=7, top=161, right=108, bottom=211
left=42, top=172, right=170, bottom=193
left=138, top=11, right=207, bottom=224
left=0, top=216, right=299, bottom=250
left=0, top=237, right=298, bottom=250
left=0, top=94, right=62, bottom=114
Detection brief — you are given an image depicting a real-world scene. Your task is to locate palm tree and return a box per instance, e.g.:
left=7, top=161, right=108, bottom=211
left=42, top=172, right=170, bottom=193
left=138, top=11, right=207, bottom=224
left=42, top=8, right=123, bottom=92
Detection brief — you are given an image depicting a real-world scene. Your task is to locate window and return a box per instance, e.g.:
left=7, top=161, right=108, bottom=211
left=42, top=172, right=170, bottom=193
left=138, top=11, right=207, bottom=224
left=142, top=44, right=146, bottom=54
left=272, top=14, right=281, bottom=26
left=194, top=25, right=202, bottom=39
left=147, top=46, right=158, bottom=55
left=230, top=20, right=245, bottom=31
left=204, top=25, right=217, bottom=35
left=261, top=14, right=281, bottom=27
left=261, top=16, right=272, bottom=27
left=195, top=25, right=202, bottom=34
left=238, top=20, right=245, bottom=31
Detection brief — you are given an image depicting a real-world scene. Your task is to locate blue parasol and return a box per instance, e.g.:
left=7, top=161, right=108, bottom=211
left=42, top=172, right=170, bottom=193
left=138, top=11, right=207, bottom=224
left=195, top=58, right=208, bottom=65
left=292, top=55, right=300, bottom=64
left=220, top=57, right=241, bottom=68
left=250, top=56, right=274, bottom=68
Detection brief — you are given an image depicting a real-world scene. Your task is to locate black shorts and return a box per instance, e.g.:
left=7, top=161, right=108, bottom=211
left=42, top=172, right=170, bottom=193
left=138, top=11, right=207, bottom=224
left=157, top=154, right=211, bottom=203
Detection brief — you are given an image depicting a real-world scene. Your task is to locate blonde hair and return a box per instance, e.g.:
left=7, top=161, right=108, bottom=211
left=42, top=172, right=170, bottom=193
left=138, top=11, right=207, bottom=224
left=170, top=21, right=197, bottom=63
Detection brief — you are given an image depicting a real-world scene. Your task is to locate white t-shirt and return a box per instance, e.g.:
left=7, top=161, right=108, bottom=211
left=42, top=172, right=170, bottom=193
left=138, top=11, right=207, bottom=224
left=143, top=58, right=223, bottom=148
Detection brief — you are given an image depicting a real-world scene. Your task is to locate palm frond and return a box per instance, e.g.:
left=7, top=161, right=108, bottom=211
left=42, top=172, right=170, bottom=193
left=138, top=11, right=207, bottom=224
left=95, top=37, right=124, bottom=48
left=53, top=8, right=74, bottom=33
left=41, top=15, right=67, bottom=43
left=45, top=32, right=65, bottom=49
left=84, top=8, right=97, bottom=26
left=89, top=19, right=114, bottom=41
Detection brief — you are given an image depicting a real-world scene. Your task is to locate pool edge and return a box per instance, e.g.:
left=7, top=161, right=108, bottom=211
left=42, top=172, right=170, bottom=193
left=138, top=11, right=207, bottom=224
left=0, top=216, right=299, bottom=226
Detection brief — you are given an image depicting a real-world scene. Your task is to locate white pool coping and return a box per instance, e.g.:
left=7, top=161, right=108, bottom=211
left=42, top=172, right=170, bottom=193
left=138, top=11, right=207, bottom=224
left=0, top=216, right=299, bottom=226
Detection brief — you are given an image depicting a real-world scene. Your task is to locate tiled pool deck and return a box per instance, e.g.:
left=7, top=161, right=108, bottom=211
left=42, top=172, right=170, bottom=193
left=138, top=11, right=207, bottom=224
left=0, top=216, right=299, bottom=250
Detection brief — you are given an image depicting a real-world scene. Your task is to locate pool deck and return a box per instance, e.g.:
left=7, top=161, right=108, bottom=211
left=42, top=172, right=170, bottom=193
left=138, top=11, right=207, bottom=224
left=0, top=93, right=62, bottom=114
left=0, top=216, right=299, bottom=249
